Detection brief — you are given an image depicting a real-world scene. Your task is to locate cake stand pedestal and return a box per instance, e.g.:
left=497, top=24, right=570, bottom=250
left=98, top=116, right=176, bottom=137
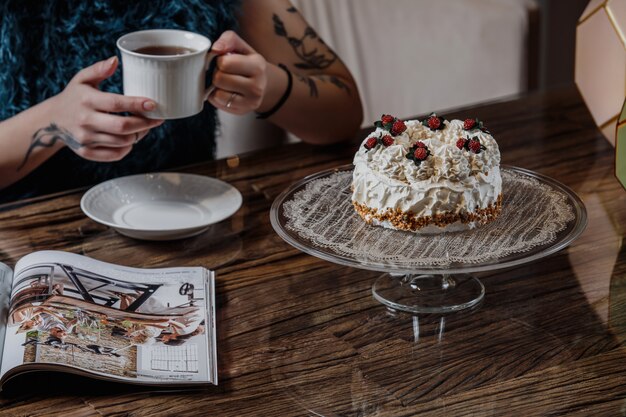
left=373, top=273, right=483, bottom=314
left=270, top=165, right=587, bottom=314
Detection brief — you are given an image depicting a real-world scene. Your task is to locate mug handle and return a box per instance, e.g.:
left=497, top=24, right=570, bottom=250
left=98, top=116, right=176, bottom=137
left=203, top=51, right=219, bottom=101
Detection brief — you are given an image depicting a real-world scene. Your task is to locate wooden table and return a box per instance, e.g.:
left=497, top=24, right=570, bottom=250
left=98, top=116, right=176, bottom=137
left=0, top=85, right=625, bottom=416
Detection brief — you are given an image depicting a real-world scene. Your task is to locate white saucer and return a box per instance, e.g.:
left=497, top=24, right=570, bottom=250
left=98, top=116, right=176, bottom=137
left=81, top=173, right=242, bottom=240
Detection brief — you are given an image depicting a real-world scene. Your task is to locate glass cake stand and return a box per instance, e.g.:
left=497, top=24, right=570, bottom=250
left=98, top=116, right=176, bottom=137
left=270, top=165, right=587, bottom=314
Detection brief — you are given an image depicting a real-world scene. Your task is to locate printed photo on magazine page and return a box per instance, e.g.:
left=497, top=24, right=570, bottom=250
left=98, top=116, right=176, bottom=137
left=0, top=251, right=217, bottom=388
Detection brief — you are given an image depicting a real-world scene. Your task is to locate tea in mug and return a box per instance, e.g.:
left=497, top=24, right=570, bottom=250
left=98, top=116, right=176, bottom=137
left=133, top=46, right=196, bottom=56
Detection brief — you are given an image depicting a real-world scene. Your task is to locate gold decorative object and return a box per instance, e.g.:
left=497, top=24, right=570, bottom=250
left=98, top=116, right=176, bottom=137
left=575, top=0, right=626, bottom=146
left=616, top=97, right=626, bottom=189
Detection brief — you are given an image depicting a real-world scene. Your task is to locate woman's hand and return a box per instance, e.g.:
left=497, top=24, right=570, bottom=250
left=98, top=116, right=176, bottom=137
left=208, top=31, right=272, bottom=115
left=50, top=56, right=164, bottom=162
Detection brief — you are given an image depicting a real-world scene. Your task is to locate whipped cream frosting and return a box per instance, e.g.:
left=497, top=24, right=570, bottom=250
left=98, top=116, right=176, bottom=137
left=352, top=118, right=502, bottom=232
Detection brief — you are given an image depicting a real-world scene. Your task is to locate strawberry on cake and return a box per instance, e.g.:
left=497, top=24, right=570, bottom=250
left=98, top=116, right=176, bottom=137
left=351, top=113, right=502, bottom=233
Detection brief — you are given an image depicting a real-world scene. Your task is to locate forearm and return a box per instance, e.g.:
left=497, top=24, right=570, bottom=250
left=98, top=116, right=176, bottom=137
left=0, top=97, right=65, bottom=190
left=259, top=63, right=362, bottom=144
left=237, top=0, right=364, bottom=145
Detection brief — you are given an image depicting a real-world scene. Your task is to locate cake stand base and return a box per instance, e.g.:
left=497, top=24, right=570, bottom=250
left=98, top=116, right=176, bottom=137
left=372, top=273, right=485, bottom=314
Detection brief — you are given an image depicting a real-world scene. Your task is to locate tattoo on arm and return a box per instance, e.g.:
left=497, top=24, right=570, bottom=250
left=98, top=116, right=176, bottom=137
left=297, top=75, right=319, bottom=98
left=273, top=13, right=337, bottom=70
left=297, top=74, right=352, bottom=98
left=276, top=8, right=352, bottom=97
left=17, top=123, right=81, bottom=171
left=319, top=75, right=352, bottom=96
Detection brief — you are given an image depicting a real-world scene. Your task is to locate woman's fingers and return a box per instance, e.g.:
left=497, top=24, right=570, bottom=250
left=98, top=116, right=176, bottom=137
left=208, top=89, right=249, bottom=114
left=208, top=31, right=268, bottom=115
left=89, top=91, right=157, bottom=114
left=79, top=128, right=151, bottom=149
left=211, top=30, right=256, bottom=55
left=74, top=129, right=151, bottom=161
left=76, top=144, right=134, bottom=162
left=212, top=71, right=263, bottom=98
left=85, top=113, right=164, bottom=136
left=72, top=56, right=119, bottom=87
left=135, top=128, right=150, bottom=143
left=209, top=56, right=267, bottom=113
left=80, top=133, right=135, bottom=148
left=216, top=53, right=265, bottom=77
left=57, top=58, right=165, bottom=163
left=73, top=58, right=154, bottom=114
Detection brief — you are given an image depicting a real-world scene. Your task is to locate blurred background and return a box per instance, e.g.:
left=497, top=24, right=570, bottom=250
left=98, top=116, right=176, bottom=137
left=216, top=0, right=591, bottom=157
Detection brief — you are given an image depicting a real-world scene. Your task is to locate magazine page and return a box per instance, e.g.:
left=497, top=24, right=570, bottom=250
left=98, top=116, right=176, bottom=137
left=0, top=263, right=12, bottom=374
left=0, top=251, right=217, bottom=387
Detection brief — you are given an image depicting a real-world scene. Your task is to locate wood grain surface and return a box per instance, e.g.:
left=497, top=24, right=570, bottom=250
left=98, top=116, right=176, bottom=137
left=0, top=85, right=625, bottom=416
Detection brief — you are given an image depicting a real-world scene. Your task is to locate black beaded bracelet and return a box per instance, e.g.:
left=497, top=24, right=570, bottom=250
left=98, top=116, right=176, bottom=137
left=256, top=63, right=292, bottom=120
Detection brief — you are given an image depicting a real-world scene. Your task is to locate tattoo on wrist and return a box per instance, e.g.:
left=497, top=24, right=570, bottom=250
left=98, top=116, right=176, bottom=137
left=17, top=123, right=81, bottom=171
left=273, top=12, right=337, bottom=70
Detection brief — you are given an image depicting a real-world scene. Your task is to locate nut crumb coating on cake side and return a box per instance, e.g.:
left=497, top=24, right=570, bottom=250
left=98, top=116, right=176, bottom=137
left=353, top=194, right=503, bottom=232
left=351, top=114, right=503, bottom=233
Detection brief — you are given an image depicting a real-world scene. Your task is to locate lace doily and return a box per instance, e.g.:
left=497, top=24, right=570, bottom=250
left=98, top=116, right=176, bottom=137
left=281, top=168, right=577, bottom=268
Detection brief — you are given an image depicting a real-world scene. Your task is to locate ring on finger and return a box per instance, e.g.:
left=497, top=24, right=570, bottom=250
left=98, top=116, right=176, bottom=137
left=226, top=92, right=238, bottom=109
left=133, top=132, right=140, bottom=145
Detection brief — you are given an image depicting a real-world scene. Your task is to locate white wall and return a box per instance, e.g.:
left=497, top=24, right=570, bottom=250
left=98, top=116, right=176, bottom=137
left=292, top=0, right=537, bottom=124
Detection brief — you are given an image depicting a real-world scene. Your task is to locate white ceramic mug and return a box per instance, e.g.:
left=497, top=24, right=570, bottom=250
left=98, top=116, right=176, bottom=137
left=117, top=29, right=214, bottom=119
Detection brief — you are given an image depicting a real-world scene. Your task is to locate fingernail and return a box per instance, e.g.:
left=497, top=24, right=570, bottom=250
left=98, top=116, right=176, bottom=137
left=100, top=56, right=117, bottom=73
left=143, top=101, right=156, bottom=111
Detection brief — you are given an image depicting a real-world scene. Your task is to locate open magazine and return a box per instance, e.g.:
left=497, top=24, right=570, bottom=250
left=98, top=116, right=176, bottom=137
left=0, top=251, right=217, bottom=390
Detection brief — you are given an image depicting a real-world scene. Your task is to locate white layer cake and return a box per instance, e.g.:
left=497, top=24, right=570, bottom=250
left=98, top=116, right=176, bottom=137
left=352, top=114, right=502, bottom=233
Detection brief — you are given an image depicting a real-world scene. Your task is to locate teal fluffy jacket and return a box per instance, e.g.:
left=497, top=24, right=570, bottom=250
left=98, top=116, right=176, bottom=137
left=0, top=0, right=239, bottom=202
